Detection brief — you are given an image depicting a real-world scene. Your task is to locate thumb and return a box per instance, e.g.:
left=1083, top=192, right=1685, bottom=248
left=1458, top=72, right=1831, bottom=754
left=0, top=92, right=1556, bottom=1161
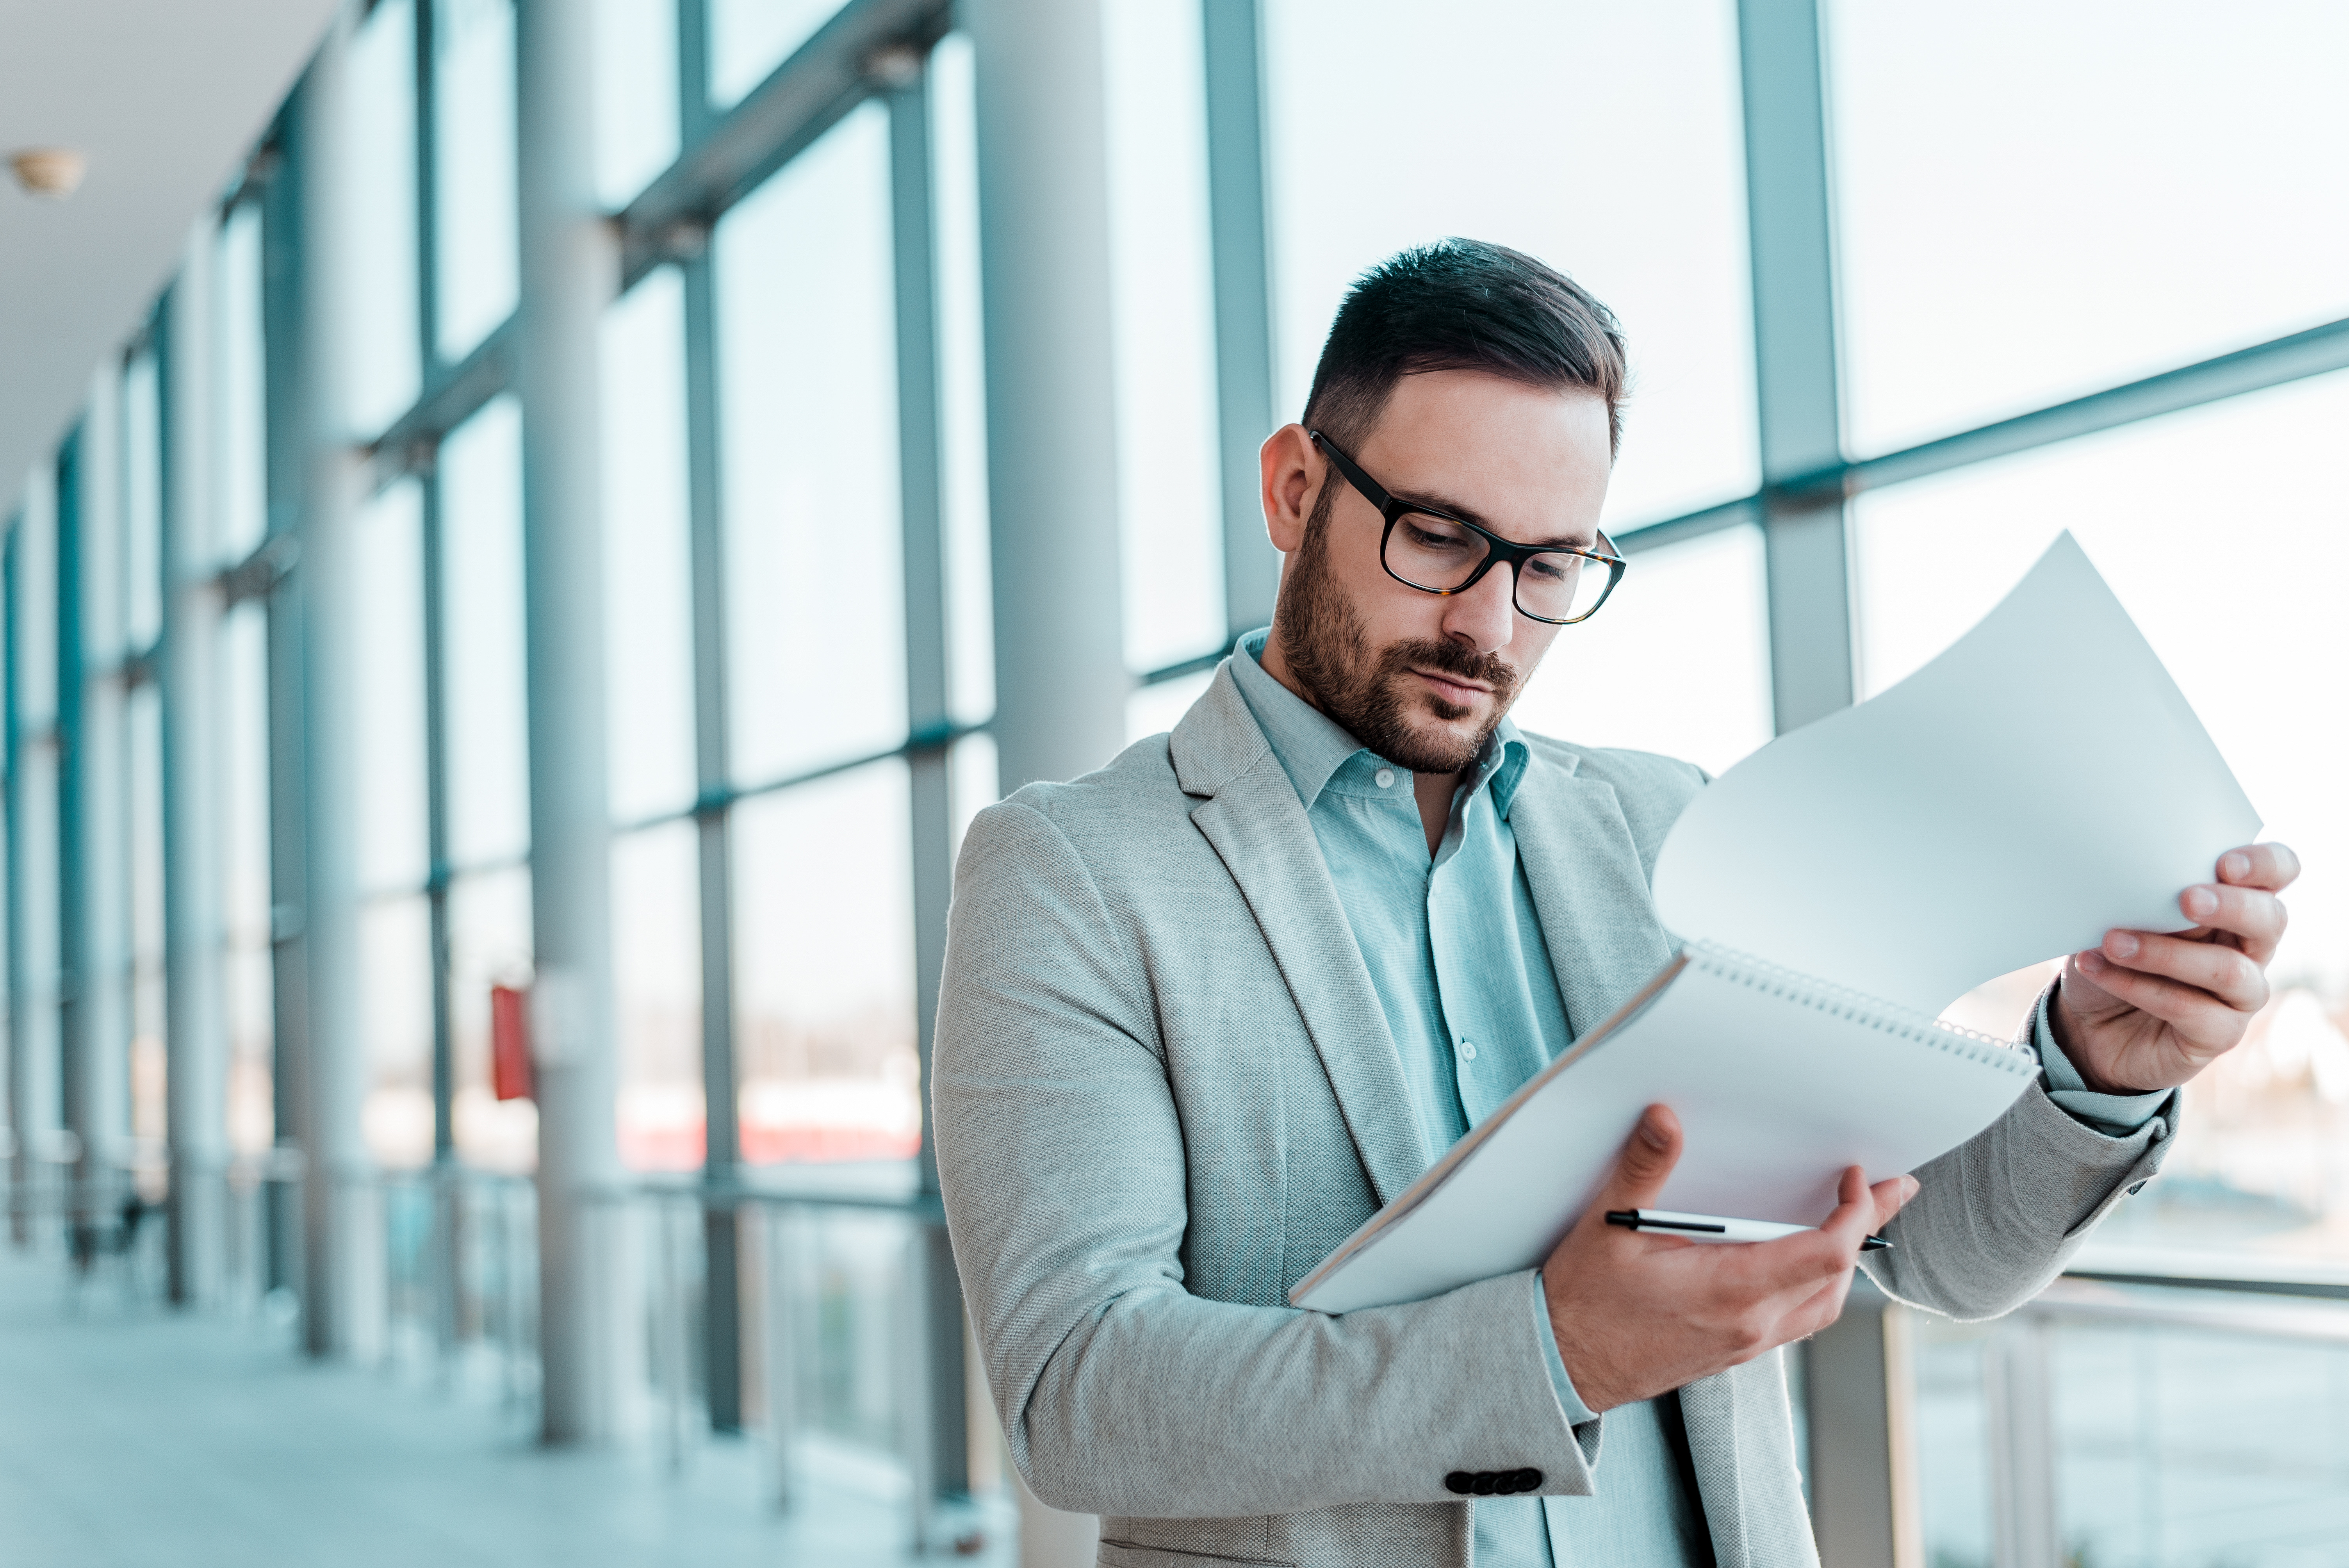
left=1599, top=1104, right=1683, bottom=1212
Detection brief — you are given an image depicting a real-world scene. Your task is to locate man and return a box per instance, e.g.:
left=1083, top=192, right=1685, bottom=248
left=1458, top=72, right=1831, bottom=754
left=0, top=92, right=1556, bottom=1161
left=933, top=239, right=2297, bottom=1568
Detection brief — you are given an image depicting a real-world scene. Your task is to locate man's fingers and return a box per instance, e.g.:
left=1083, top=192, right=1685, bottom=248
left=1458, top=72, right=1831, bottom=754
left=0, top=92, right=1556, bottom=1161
left=1596, top=1105, right=1684, bottom=1212
left=2174, top=882, right=2289, bottom=965
left=2073, top=951, right=2244, bottom=1040
left=2085, top=934, right=2267, bottom=1016
left=2218, top=842, right=2301, bottom=893
left=1868, top=1174, right=1919, bottom=1234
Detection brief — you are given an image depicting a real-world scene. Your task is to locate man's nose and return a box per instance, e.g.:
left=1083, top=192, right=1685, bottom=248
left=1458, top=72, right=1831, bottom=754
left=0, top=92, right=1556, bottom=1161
left=1440, top=562, right=1519, bottom=656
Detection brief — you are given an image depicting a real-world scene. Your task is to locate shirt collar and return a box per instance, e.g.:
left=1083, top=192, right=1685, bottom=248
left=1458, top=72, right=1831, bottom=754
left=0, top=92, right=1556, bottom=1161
left=1229, top=627, right=1528, bottom=816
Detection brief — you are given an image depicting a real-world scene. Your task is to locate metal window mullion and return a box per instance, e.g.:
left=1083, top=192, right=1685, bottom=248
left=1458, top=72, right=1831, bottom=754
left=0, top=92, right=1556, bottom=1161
left=1201, top=0, right=1279, bottom=643
left=888, top=54, right=970, bottom=1523
left=3, top=523, right=26, bottom=1242
left=53, top=433, right=89, bottom=1229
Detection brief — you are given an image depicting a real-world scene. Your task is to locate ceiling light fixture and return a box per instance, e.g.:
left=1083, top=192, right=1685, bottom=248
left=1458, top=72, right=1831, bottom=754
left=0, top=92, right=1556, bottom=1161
left=10, top=148, right=88, bottom=200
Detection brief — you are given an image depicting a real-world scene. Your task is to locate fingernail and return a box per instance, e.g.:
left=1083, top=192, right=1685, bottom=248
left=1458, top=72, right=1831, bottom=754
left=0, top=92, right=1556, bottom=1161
left=2078, top=949, right=2105, bottom=973
left=2107, top=932, right=2139, bottom=959
left=1903, top=1177, right=1920, bottom=1203
left=1639, top=1110, right=1670, bottom=1149
left=2224, top=852, right=2251, bottom=880
left=2184, top=886, right=2218, bottom=919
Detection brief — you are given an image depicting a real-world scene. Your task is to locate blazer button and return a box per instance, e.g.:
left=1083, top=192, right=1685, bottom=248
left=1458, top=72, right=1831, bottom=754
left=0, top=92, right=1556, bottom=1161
left=1445, top=1472, right=1474, bottom=1495
left=1514, top=1468, right=1543, bottom=1492
left=1472, top=1472, right=1499, bottom=1495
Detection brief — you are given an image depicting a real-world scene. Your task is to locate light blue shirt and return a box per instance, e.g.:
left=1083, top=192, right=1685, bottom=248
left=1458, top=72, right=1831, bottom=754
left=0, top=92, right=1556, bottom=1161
left=1228, top=631, right=2164, bottom=1568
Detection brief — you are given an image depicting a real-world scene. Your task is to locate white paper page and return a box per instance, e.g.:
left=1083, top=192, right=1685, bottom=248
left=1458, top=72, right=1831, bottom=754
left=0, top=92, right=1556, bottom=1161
left=1294, top=948, right=2038, bottom=1314
left=1652, top=533, right=2262, bottom=1017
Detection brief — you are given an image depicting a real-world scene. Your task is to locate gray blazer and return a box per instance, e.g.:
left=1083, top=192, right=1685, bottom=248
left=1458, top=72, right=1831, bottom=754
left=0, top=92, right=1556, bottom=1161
left=934, top=662, right=2174, bottom=1568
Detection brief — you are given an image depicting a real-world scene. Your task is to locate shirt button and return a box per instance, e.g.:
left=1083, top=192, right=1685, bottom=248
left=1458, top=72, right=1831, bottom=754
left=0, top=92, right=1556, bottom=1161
left=1458, top=1039, right=1477, bottom=1061
left=1373, top=768, right=1396, bottom=789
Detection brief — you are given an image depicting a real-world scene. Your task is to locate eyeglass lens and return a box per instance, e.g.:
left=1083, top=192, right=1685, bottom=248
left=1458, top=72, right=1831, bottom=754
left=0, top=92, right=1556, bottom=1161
left=1383, top=513, right=1610, bottom=622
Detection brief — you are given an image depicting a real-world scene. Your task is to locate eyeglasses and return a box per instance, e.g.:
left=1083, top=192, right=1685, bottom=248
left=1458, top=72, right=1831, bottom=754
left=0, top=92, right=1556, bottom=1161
left=1309, top=430, right=1626, bottom=625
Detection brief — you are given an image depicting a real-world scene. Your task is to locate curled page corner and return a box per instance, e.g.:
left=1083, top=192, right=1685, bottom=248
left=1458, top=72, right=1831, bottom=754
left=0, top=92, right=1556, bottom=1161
left=1652, top=531, right=2261, bottom=1018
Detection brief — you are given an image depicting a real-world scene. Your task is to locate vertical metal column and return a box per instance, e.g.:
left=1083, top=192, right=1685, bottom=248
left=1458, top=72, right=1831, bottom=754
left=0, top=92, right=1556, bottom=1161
left=52, top=432, right=91, bottom=1241
left=889, top=54, right=973, bottom=1537
left=967, top=0, right=1128, bottom=795
left=3, top=522, right=25, bottom=1244
left=1740, top=0, right=1855, bottom=736
left=1738, top=6, right=1911, bottom=1560
left=1200, top=0, right=1280, bottom=641
left=159, top=245, right=233, bottom=1306
left=516, top=0, right=628, bottom=1443
left=295, top=7, right=383, bottom=1360
left=672, top=0, right=746, bottom=1437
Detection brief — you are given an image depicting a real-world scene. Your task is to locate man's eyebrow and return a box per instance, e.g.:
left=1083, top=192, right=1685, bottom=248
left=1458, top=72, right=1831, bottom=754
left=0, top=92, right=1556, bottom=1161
left=1395, top=489, right=1595, bottom=551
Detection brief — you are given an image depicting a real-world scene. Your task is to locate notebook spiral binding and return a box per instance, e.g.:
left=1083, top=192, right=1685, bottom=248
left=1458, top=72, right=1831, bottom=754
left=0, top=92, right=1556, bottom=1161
left=1683, top=940, right=2038, bottom=1077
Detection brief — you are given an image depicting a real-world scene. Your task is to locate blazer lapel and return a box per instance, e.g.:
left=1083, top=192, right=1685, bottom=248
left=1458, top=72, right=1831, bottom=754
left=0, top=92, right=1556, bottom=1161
left=1173, top=668, right=1428, bottom=1206
left=1508, top=754, right=1679, bottom=1038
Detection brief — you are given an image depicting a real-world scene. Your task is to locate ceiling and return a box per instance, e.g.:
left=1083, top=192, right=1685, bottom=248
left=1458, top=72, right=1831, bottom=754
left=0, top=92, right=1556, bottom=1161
left=0, top=0, right=338, bottom=511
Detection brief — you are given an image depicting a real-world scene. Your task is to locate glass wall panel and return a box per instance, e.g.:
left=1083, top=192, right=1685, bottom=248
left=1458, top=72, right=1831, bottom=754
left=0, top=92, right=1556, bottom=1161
left=707, top=0, right=841, bottom=109
left=1852, top=369, right=2349, bottom=1265
left=434, top=0, right=520, bottom=363
left=346, top=0, right=423, bottom=437
left=439, top=396, right=531, bottom=868
left=352, top=480, right=431, bottom=894
left=731, top=760, right=918, bottom=1164
left=1827, top=0, right=2349, bottom=457
left=219, top=602, right=275, bottom=1154
left=1103, top=0, right=1223, bottom=671
left=213, top=205, right=270, bottom=565
left=593, top=0, right=679, bottom=210
left=611, top=821, right=702, bottom=1171
left=716, top=103, right=906, bottom=786
left=121, top=348, right=164, bottom=650
left=1262, top=0, right=1758, bottom=532
left=930, top=33, right=994, bottom=728
left=1508, top=524, right=1773, bottom=778
left=127, top=684, right=168, bottom=1164
left=360, top=894, right=435, bottom=1169
left=601, top=268, right=698, bottom=825
left=447, top=866, right=535, bottom=1169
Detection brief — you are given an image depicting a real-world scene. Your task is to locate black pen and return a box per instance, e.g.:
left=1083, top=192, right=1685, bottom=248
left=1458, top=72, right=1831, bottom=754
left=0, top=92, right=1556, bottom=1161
left=1606, top=1208, right=1892, bottom=1252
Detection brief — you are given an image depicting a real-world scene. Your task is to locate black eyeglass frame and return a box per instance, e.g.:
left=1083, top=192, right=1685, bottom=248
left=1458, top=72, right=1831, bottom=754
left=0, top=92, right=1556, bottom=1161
left=1308, top=429, right=1627, bottom=625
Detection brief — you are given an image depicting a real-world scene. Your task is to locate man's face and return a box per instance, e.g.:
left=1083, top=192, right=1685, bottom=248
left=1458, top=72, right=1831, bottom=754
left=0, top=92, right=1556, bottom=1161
left=1262, top=371, right=1615, bottom=773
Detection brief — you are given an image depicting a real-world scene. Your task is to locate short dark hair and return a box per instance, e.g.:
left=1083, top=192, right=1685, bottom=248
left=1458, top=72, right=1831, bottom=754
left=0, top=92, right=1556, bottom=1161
left=1301, top=238, right=1627, bottom=458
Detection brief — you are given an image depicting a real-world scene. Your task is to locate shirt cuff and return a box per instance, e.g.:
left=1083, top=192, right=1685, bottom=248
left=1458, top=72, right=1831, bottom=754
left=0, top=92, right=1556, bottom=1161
left=1531, top=1269, right=1599, bottom=1426
left=2034, top=990, right=2173, bottom=1137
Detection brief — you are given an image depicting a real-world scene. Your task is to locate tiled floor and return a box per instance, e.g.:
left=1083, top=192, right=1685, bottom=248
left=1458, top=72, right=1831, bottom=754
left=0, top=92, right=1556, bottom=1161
left=0, top=1244, right=1009, bottom=1567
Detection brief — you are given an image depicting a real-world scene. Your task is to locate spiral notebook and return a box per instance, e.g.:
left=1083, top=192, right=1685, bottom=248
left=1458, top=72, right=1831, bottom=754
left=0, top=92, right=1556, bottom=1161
left=1291, top=535, right=2262, bottom=1315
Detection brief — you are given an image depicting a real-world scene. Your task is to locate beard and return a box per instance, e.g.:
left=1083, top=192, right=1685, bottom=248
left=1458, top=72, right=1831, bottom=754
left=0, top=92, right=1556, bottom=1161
left=1272, top=488, right=1525, bottom=775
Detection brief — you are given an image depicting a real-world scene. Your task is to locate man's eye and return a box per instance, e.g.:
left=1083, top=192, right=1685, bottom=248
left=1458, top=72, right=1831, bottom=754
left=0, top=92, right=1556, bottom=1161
left=1524, top=556, right=1576, bottom=584
left=1407, top=520, right=1470, bottom=550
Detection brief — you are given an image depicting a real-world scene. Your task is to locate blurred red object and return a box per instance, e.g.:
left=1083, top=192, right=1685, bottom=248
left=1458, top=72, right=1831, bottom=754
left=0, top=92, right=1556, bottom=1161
left=490, top=984, right=534, bottom=1102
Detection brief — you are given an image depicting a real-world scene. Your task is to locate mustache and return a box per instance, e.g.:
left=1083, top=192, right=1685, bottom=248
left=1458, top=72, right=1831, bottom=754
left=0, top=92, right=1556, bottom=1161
left=1379, top=636, right=1521, bottom=697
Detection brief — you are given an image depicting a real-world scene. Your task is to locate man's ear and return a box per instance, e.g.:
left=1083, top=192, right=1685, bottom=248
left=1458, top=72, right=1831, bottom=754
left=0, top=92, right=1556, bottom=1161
left=1259, top=424, right=1320, bottom=556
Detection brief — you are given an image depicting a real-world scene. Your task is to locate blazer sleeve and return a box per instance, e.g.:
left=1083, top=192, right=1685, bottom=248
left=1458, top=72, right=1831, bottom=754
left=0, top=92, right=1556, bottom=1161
left=1860, top=988, right=2178, bottom=1319
left=932, top=799, right=1600, bottom=1519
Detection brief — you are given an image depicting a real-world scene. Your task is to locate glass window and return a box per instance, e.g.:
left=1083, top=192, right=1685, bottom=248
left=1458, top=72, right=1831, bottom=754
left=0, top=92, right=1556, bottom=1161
left=612, top=821, right=702, bottom=1171
left=594, top=0, right=679, bottom=210
left=1827, top=0, right=2349, bottom=457
left=716, top=103, right=906, bottom=786
left=1126, top=670, right=1214, bottom=748
left=121, top=348, right=164, bottom=650
left=732, top=761, right=918, bottom=1164
left=352, top=480, right=431, bottom=894
left=447, top=866, right=535, bottom=1170
left=1262, top=0, right=1759, bottom=532
left=1508, top=523, right=1773, bottom=778
left=930, top=33, right=994, bottom=728
left=214, top=204, right=270, bottom=565
left=127, top=684, right=168, bottom=1161
left=434, top=0, right=520, bottom=363
left=439, top=396, right=531, bottom=869
left=360, top=895, right=436, bottom=1169
left=219, top=602, right=276, bottom=1154
left=1104, top=0, right=1223, bottom=672
left=707, top=0, right=841, bottom=110
left=601, top=268, right=699, bottom=825
left=346, top=0, right=423, bottom=437
left=1852, top=368, right=2349, bottom=1265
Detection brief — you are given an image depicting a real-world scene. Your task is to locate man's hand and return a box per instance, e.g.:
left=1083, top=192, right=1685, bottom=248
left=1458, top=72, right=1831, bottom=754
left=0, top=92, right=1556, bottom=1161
left=2053, top=842, right=2301, bottom=1095
left=1543, top=1105, right=1915, bottom=1414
